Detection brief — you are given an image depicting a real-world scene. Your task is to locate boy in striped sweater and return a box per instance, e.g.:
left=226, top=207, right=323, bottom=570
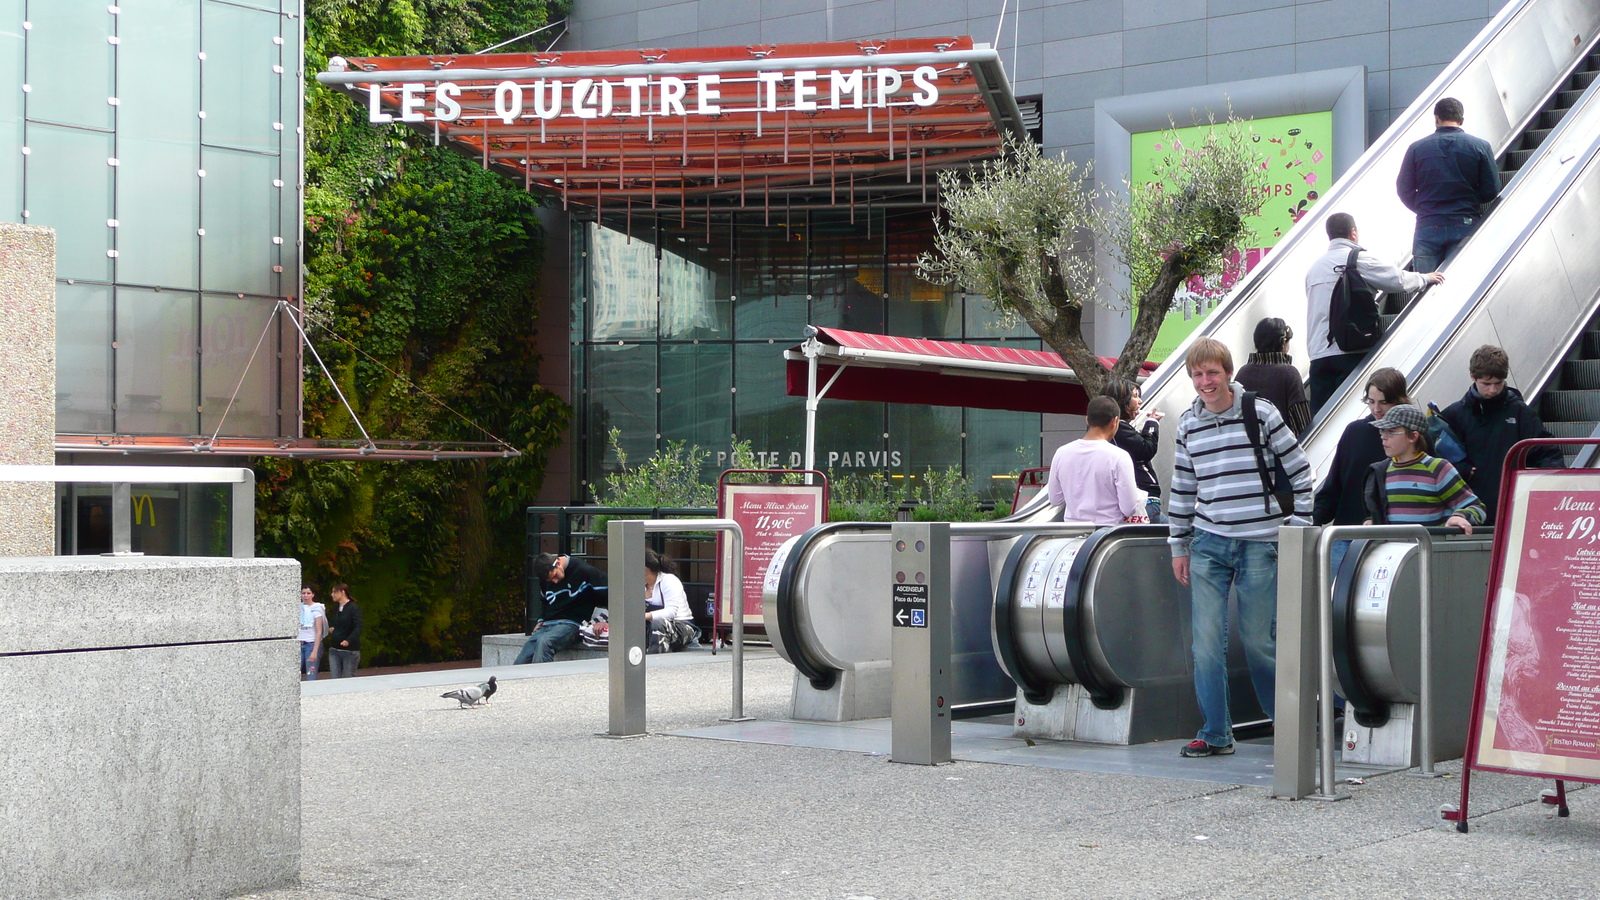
left=1170, top=338, right=1315, bottom=758
left=1362, top=404, right=1484, bottom=531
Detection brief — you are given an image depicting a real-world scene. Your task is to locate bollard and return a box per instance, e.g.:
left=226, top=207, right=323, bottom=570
left=890, top=521, right=952, bottom=765
left=606, top=520, right=649, bottom=737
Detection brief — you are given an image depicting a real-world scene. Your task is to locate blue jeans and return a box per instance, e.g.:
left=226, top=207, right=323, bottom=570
left=1188, top=531, right=1278, bottom=747
left=1412, top=219, right=1476, bottom=274
left=1146, top=497, right=1166, bottom=524
left=300, top=641, right=319, bottom=680
left=515, top=620, right=581, bottom=664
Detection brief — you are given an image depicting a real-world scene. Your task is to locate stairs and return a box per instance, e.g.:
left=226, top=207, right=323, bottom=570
left=1538, top=310, right=1600, bottom=465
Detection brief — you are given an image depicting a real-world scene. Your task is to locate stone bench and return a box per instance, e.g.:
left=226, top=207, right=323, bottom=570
left=480, top=632, right=608, bottom=666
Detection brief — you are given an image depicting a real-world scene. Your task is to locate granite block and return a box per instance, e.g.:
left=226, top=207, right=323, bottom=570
left=0, top=555, right=300, bottom=654
left=0, top=223, right=56, bottom=558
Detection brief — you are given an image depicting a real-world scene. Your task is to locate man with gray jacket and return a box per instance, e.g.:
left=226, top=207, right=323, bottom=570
left=1305, top=212, right=1443, bottom=414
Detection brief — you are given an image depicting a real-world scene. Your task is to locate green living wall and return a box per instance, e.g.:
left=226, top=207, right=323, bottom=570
left=256, top=0, right=571, bottom=665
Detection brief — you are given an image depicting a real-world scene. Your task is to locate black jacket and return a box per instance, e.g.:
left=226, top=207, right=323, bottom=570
left=1439, top=385, right=1563, bottom=523
left=540, top=556, right=609, bottom=624
left=1396, top=126, right=1500, bottom=227
left=328, top=600, right=364, bottom=652
left=1110, top=418, right=1161, bottom=497
left=1236, top=353, right=1311, bottom=436
left=1314, top=415, right=1385, bottom=526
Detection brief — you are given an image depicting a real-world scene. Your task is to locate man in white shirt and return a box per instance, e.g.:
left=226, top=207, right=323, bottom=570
left=1305, top=212, right=1442, bottom=414
left=1046, top=396, right=1138, bottom=525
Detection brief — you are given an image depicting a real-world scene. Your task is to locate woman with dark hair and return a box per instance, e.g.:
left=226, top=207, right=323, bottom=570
left=1235, top=317, right=1311, bottom=436
left=1100, top=377, right=1165, bottom=523
left=326, top=583, right=364, bottom=678
left=644, top=550, right=698, bottom=653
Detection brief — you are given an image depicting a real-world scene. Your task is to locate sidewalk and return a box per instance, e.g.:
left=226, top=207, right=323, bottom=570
left=249, top=653, right=1598, bottom=900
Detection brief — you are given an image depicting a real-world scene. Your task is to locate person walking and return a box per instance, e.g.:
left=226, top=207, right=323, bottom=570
left=1396, top=97, right=1501, bottom=273
left=1100, top=377, right=1165, bottom=522
left=326, top=583, right=363, bottom=678
left=298, top=586, right=327, bottom=681
left=1046, top=396, right=1139, bottom=527
left=1169, top=338, right=1314, bottom=759
left=1305, top=212, right=1441, bottom=414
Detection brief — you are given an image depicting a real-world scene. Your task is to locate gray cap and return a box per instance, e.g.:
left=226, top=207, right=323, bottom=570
left=1371, top=403, right=1427, bottom=433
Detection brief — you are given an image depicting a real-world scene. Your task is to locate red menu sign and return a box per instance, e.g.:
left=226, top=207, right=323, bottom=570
left=1475, top=481, right=1600, bottom=780
left=718, top=482, right=827, bottom=627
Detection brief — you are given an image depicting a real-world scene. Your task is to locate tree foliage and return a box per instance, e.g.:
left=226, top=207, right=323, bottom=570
left=255, top=0, right=572, bottom=665
left=919, top=116, right=1268, bottom=395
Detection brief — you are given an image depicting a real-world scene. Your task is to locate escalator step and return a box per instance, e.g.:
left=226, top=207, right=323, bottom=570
left=1561, top=89, right=1587, bottom=108
left=1544, top=420, right=1598, bottom=439
left=1523, top=127, right=1553, bottom=149
left=1564, top=359, right=1600, bottom=390
left=1508, top=148, right=1536, bottom=169
left=1575, top=70, right=1599, bottom=90
left=1540, top=108, right=1567, bottom=130
left=1586, top=332, right=1600, bottom=357
left=1542, top=391, right=1600, bottom=422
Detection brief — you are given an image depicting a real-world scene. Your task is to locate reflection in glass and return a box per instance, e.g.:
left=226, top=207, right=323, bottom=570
left=734, top=344, right=804, bottom=466
left=966, top=407, right=1042, bottom=500
left=587, top=342, right=657, bottom=489
left=201, top=294, right=278, bottom=436
left=888, top=404, right=963, bottom=480
left=809, top=210, right=884, bottom=333
left=24, top=124, right=113, bottom=281
left=661, top=343, right=732, bottom=475
left=116, top=287, right=199, bottom=434
left=963, top=290, right=1034, bottom=339
left=0, top=8, right=23, bottom=220
left=200, top=0, right=281, bottom=152
left=587, top=223, right=658, bottom=342
left=735, top=215, right=809, bottom=340
left=886, top=214, right=962, bottom=338
left=658, top=222, right=730, bottom=340
left=55, top=282, right=114, bottom=433
left=200, top=146, right=279, bottom=295
left=26, top=3, right=113, bottom=130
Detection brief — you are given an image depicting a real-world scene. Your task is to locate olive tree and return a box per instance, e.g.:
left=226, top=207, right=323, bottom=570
left=918, top=116, right=1268, bottom=397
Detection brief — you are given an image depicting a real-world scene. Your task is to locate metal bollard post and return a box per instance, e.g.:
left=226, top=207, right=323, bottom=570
left=109, top=483, right=135, bottom=556
left=1272, top=526, right=1321, bottom=800
left=890, top=521, right=952, bottom=765
left=606, top=519, right=649, bottom=737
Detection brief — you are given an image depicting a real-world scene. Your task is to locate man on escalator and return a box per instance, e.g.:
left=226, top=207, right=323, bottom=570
left=1396, top=97, right=1501, bottom=274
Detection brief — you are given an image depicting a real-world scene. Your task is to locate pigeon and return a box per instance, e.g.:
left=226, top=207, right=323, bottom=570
left=441, top=676, right=497, bottom=709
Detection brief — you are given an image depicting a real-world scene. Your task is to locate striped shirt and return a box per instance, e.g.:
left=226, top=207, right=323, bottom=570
left=1169, top=383, right=1315, bottom=558
left=1378, top=455, right=1485, bottom=526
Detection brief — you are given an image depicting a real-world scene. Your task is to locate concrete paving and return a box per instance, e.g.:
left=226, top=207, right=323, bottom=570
left=246, top=652, right=1600, bottom=900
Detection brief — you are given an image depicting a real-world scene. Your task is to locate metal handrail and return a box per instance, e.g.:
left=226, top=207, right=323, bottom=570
left=1313, top=524, right=1451, bottom=800
left=0, top=465, right=254, bottom=558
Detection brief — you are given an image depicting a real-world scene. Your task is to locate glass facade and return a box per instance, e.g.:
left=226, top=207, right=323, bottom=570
left=0, top=0, right=302, bottom=438
left=571, top=208, right=1042, bottom=499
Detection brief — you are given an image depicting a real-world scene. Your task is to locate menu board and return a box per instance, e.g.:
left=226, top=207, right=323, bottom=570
left=718, top=483, right=827, bottom=628
left=1473, top=474, right=1600, bottom=780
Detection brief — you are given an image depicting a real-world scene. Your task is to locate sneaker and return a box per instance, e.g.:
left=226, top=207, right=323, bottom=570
left=1180, top=739, right=1235, bottom=758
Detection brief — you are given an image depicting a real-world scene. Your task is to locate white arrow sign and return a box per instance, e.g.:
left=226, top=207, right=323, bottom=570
left=895, top=609, right=908, bottom=625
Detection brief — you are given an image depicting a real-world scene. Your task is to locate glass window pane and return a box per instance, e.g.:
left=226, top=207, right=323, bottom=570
left=660, top=343, right=732, bottom=476
left=587, top=222, right=658, bottom=341
left=809, top=211, right=883, bottom=333
left=26, top=1, right=113, bottom=130
left=116, top=287, right=198, bottom=434
left=888, top=404, right=962, bottom=481
left=886, top=215, right=962, bottom=338
left=55, top=282, right=113, bottom=433
left=0, top=3, right=24, bottom=220
left=200, top=1, right=282, bottom=152
left=734, top=343, right=804, bottom=467
left=24, top=123, right=112, bottom=281
left=200, top=146, right=279, bottom=294
left=658, top=223, right=731, bottom=340
left=586, top=342, right=657, bottom=489
left=965, top=407, right=1042, bottom=500
left=201, top=293, right=278, bottom=436
left=734, top=214, right=809, bottom=341
left=963, top=292, right=1034, bottom=339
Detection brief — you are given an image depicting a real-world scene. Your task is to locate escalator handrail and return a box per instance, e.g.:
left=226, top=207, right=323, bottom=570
left=992, top=534, right=1057, bottom=706
left=772, top=520, right=891, bottom=690
left=1061, top=525, right=1172, bottom=709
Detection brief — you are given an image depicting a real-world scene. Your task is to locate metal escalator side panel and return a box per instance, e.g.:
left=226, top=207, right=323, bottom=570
left=1331, top=540, right=1396, bottom=728
left=992, top=535, right=1070, bottom=705
left=769, top=522, right=890, bottom=689
left=1077, top=527, right=1195, bottom=692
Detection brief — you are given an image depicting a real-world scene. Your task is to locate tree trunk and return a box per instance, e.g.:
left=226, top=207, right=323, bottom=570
left=1113, top=254, right=1192, bottom=382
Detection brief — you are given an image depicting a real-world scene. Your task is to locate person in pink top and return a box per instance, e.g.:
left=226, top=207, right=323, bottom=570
left=1046, top=396, right=1139, bottom=526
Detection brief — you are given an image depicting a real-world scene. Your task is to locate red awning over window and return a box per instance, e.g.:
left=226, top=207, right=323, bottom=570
left=783, top=326, right=1156, bottom=416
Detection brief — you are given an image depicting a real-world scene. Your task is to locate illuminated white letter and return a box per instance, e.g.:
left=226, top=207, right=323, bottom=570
left=911, top=65, right=938, bottom=106
left=757, top=71, right=785, bottom=112
left=399, top=82, right=426, bottom=121
left=793, top=70, right=817, bottom=111
left=621, top=76, right=649, bottom=116
left=531, top=80, right=563, bottom=119
left=367, top=85, right=393, bottom=123
left=434, top=82, right=461, bottom=122
left=874, top=68, right=903, bottom=107
left=829, top=69, right=864, bottom=109
left=660, top=76, right=687, bottom=116
left=572, top=78, right=612, bottom=118
left=696, top=74, right=722, bottom=114
left=494, top=80, right=523, bottom=123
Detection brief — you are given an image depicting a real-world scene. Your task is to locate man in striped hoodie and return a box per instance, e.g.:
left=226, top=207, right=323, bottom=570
left=1169, top=338, right=1315, bottom=758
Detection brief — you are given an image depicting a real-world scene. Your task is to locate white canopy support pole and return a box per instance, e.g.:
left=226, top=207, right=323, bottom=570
left=802, top=331, right=850, bottom=483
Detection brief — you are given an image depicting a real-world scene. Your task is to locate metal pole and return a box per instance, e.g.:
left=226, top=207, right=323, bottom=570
left=723, top=521, right=751, bottom=722
left=1272, top=525, right=1321, bottom=800
left=1413, top=534, right=1440, bottom=778
left=804, top=337, right=819, bottom=480
left=231, top=470, right=255, bottom=559
left=606, top=519, right=648, bottom=737
left=1312, top=527, right=1348, bottom=801
left=890, top=520, right=952, bottom=765
left=111, top=483, right=133, bottom=556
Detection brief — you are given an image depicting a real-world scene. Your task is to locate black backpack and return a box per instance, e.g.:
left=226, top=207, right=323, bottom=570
left=1328, top=246, right=1382, bottom=353
left=1240, top=391, right=1295, bottom=516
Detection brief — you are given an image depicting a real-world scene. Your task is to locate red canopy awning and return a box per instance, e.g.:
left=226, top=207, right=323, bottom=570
left=784, top=326, right=1156, bottom=416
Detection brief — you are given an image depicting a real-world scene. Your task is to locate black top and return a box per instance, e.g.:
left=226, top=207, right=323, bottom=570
left=1110, top=418, right=1161, bottom=497
left=1236, top=353, right=1311, bottom=436
left=1314, top=415, right=1386, bottom=526
left=1439, top=385, right=1563, bottom=523
left=328, top=600, right=364, bottom=652
left=1396, top=126, right=1501, bottom=226
left=540, top=556, right=610, bottom=624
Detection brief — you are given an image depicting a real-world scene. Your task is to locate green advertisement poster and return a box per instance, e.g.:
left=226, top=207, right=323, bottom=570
left=1130, top=110, right=1334, bottom=362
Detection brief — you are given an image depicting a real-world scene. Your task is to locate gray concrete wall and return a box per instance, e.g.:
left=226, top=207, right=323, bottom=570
left=0, top=555, right=302, bottom=900
left=0, top=223, right=56, bottom=556
left=564, top=0, right=1514, bottom=167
